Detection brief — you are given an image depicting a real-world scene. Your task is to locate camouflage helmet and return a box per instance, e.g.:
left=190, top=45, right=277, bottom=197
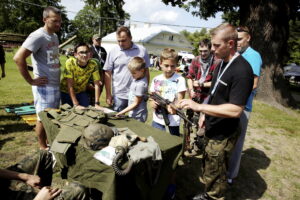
left=82, top=123, right=114, bottom=151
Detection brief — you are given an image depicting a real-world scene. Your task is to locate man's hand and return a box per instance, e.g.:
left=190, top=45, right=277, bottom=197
left=193, top=80, right=200, bottom=87
left=30, top=76, right=48, bottom=86
left=106, top=95, right=113, bottom=106
left=74, top=105, right=86, bottom=110
left=94, top=104, right=102, bottom=110
left=24, top=174, right=41, bottom=188
left=198, top=114, right=205, bottom=129
left=34, top=187, right=62, bottom=200
left=179, top=99, right=201, bottom=112
left=189, top=89, right=196, bottom=98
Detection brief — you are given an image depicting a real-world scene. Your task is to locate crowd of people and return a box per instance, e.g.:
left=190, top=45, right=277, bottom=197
left=2, top=5, right=263, bottom=200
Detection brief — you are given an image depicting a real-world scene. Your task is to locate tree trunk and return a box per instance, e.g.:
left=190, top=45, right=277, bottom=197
left=239, top=0, right=297, bottom=107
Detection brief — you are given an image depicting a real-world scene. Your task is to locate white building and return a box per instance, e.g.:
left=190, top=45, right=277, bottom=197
left=101, top=24, right=194, bottom=56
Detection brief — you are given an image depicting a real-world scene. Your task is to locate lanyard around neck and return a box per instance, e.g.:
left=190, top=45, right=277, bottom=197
left=210, top=53, right=239, bottom=96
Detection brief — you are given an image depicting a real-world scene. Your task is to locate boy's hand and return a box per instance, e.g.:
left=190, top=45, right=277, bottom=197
left=149, top=99, right=158, bottom=109
left=34, top=187, right=62, bottom=200
left=167, top=105, right=176, bottom=115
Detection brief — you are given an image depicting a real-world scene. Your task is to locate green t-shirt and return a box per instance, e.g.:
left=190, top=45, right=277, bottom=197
left=61, top=57, right=100, bottom=93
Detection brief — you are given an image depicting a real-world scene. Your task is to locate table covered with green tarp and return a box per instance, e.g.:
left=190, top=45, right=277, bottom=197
left=40, top=109, right=182, bottom=200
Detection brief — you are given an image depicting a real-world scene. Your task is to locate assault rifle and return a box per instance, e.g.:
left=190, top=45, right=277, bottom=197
left=149, top=93, right=196, bottom=160
left=149, top=93, right=195, bottom=127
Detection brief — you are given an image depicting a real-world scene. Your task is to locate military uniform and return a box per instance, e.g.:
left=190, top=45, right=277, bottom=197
left=1, top=150, right=87, bottom=200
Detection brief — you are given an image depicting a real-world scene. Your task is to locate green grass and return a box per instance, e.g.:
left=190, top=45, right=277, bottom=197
left=1, top=50, right=300, bottom=199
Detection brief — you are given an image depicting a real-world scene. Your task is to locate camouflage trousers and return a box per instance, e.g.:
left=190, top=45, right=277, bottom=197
left=201, top=131, right=239, bottom=200
left=1, top=150, right=88, bottom=200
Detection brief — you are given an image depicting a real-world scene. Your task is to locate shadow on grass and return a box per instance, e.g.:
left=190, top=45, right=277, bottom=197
left=0, top=114, right=20, bottom=121
left=226, top=148, right=271, bottom=200
left=0, top=137, right=15, bottom=150
left=0, top=123, right=33, bottom=134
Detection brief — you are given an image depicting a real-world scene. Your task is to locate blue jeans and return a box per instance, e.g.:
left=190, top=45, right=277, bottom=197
left=151, top=121, right=180, bottom=136
left=61, top=92, right=89, bottom=107
left=113, top=96, right=128, bottom=112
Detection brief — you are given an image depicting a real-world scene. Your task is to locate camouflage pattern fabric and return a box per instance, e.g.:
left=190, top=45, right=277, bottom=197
left=201, top=131, right=239, bottom=200
left=1, top=150, right=89, bottom=200
left=55, top=181, right=88, bottom=200
left=1, top=150, right=52, bottom=200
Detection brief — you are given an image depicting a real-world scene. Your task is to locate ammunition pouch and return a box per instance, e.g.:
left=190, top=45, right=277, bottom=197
left=43, top=104, right=108, bottom=169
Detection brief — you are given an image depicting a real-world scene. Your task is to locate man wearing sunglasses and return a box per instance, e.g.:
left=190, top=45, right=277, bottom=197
left=60, top=43, right=101, bottom=110
left=227, top=26, right=262, bottom=184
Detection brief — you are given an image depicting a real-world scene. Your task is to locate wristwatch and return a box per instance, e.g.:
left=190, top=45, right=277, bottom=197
left=95, top=102, right=100, bottom=105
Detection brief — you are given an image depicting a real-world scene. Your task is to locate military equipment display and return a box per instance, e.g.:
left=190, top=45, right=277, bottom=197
left=39, top=104, right=182, bottom=200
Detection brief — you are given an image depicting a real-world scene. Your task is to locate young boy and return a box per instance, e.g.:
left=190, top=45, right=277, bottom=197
left=116, top=57, right=148, bottom=122
left=149, top=48, right=187, bottom=136
left=60, top=43, right=102, bottom=109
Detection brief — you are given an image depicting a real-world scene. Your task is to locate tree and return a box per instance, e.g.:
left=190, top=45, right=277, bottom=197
left=163, top=0, right=300, bottom=107
left=70, top=0, right=129, bottom=43
left=180, top=28, right=209, bottom=55
left=287, top=20, right=300, bottom=65
left=0, top=0, right=70, bottom=41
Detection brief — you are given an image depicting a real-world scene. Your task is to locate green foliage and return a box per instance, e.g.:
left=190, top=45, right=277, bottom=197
left=71, top=0, right=129, bottom=43
left=287, top=20, right=300, bottom=65
left=180, top=28, right=209, bottom=55
left=0, top=0, right=70, bottom=41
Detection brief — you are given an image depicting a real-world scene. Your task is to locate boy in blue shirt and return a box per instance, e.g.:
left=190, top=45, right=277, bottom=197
left=116, top=57, right=148, bottom=122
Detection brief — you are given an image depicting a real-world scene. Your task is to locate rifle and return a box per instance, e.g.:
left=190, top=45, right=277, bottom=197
left=149, top=93, right=195, bottom=126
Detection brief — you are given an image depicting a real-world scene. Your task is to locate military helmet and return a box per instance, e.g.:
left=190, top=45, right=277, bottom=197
left=82, top=123, right=114, bottom=151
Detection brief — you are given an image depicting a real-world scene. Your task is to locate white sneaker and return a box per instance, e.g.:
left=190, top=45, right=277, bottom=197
left=227, top=178, right=233, bottom=184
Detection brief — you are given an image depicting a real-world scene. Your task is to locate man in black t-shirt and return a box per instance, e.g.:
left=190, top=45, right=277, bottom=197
left=179, top=23, right=253, bottom=200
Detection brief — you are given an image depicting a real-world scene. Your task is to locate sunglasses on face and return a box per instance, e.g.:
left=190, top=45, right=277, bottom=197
left=236, top=27, right=249, bottom=33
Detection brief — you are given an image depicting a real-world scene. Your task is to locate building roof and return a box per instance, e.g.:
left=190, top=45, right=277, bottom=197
left=102, top=25, right=180, bottom=43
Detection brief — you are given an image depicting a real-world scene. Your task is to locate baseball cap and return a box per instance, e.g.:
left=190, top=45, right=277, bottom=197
left=92, top=34, right=101, bottom=40
left=82, top=123, right=114, bottom=151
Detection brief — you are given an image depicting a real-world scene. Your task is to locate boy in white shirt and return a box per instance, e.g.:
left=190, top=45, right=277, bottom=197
left=149, top=48, right=187, bottom=136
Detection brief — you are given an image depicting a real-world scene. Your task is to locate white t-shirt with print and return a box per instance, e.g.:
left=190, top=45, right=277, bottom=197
left=149, top=73, right=187, bottom=126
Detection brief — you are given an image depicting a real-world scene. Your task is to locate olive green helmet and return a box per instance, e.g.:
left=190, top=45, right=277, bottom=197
left=82, top=123, right=114, bottom=151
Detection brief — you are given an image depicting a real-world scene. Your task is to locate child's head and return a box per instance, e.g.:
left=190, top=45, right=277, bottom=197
left=74, top=43, right=91, bottom=66
left=160, top=48, right=178, bottom=78
left=128, top=57, right=146, bottom=80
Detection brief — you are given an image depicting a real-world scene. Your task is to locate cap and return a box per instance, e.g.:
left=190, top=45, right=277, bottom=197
left=82, top=123, right=114, bottom=151
left=92, top=34, right=101, bottom=40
